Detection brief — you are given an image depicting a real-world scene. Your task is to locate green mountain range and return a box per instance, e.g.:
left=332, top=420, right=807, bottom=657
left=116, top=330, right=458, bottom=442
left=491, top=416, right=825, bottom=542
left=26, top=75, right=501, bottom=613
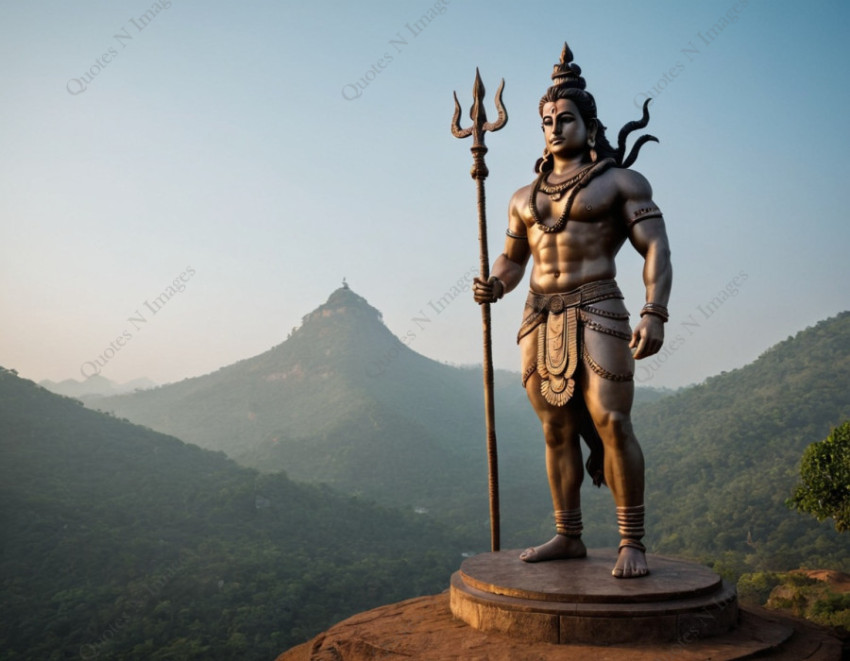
left=0, top=367, right=464, bottom=660
left=638, top=312, right=850, bottom=576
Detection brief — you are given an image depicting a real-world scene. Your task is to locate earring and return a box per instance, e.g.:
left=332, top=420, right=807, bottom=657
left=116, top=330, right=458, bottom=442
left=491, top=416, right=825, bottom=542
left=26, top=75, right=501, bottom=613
left=536, top=147, right=553, bottom=173
left=588, top=138, right=597, bottom=163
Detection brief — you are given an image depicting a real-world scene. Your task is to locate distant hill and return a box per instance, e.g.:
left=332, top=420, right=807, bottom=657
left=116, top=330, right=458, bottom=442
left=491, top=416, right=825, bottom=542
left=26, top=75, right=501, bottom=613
left=636, top=312, right=850, bottom=575
left=86, top=287, right=545, bottom=540
left=0, top=368, right=465, bottom=660
left=39, top=374, right=156, bottom=398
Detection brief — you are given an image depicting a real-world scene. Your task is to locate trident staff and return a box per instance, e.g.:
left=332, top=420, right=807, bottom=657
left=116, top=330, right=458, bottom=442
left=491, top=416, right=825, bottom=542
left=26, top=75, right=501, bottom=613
left=451, top=69, right=507, bottom=552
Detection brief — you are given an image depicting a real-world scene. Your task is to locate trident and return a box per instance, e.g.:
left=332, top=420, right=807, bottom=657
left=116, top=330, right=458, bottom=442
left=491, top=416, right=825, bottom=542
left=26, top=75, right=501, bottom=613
left=452, top=69, right=507, bottom=552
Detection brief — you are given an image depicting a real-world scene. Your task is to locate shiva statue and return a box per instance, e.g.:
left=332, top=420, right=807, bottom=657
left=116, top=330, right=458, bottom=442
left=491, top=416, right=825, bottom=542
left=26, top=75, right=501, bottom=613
left=473, top=43, right=672, bottom=578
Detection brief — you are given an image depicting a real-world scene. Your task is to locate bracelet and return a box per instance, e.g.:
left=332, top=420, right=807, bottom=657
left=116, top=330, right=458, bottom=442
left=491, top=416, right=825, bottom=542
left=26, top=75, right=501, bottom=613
left=640, top=302, right=668, bottom=322
left=492, top=277, right=505, bottom=301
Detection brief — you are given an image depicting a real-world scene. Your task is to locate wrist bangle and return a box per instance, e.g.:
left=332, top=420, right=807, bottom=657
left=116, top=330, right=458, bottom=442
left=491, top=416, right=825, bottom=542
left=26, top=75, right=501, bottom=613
left=640, top=302, right=668, bottom=322
left=492, top=277, right=505, bottom=301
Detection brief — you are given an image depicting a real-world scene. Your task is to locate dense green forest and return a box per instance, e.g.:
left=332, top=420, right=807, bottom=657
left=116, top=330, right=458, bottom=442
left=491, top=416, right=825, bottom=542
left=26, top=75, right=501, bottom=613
left=0, top=368, right=467, bottom=659
left=635, top=313, right=850, bottom=578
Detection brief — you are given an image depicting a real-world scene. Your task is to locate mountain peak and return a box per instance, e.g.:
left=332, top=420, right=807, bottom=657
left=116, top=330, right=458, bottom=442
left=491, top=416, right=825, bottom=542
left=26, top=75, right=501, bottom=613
left=304, top=286, right=383, bottom=325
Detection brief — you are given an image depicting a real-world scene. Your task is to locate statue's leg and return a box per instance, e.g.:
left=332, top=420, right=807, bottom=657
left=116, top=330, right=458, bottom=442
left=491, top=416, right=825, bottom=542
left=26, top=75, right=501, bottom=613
left=580, top=307, right=649, bottom=578
left=519, top=333, right=586, bottom=563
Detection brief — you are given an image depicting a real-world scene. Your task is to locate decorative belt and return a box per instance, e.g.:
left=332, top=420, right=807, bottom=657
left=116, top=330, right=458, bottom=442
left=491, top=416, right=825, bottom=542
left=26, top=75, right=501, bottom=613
left=526, top=279, right=623, bottom=315
left=521, top=280, right=625, bottom=407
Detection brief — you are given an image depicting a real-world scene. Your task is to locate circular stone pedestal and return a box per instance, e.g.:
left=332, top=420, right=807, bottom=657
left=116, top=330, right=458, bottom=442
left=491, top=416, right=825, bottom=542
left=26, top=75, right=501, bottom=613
left=450, top=549, right=739, bottom=645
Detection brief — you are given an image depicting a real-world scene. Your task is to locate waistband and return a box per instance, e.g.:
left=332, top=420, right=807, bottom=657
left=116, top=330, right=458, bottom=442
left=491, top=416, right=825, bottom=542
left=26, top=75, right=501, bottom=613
left=525, top=279, right=623, bottom=314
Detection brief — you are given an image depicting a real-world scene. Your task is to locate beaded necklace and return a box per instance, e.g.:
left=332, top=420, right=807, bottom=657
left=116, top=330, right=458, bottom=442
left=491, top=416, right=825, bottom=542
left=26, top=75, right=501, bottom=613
left=529, top=158, right=614, bottom=233
left=537, top=162, right=596, bottom=200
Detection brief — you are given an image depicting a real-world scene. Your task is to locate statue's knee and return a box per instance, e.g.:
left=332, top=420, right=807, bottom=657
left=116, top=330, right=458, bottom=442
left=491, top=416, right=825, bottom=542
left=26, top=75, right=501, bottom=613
left=541, top=423, right=561, bottom=448
left=541, top=421, right=577, bottom=449
left=596, top=411, right=635, bottom=446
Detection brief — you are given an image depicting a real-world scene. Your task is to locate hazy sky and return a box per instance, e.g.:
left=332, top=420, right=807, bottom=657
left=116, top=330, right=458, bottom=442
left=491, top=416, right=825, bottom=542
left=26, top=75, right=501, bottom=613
left=3, top=0, right=849, bottom=389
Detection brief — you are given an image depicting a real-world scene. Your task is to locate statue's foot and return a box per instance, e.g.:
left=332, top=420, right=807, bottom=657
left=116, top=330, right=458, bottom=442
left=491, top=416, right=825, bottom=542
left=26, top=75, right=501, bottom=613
left=520, top=534, right=586, bottom=563
left=612, top=541, right=649, bottom=578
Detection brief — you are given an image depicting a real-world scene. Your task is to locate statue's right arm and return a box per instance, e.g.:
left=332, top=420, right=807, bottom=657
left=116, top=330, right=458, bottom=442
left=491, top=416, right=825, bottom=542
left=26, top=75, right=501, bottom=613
left=473, top=188, right=531, bottom=304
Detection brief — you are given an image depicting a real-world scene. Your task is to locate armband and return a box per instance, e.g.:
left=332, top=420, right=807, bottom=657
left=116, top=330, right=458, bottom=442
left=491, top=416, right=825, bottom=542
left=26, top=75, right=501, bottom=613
left=506, top=227, right=528, bottom=240
left=627, top=206, right=663, bottom=229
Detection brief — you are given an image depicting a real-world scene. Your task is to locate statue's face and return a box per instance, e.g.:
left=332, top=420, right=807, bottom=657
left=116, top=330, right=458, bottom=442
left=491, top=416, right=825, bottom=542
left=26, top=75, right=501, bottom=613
left=541, top=98, right=589, bottom=158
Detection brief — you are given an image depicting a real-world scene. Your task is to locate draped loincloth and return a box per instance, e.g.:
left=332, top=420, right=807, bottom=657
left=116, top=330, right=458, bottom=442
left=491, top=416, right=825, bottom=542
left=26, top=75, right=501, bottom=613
left=517, top=280, right=633, bottom=407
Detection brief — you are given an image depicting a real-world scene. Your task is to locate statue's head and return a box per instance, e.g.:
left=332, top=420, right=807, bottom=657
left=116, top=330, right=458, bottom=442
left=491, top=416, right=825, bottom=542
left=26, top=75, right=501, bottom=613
left=535, top=44, right=609, bottom=172
left=535, top=42, right=657, bottom=173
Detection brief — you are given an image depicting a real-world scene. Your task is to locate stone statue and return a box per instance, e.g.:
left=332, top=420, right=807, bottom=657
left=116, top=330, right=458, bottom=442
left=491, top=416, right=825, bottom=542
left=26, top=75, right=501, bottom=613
left=473, top=43, right=672, bottom=578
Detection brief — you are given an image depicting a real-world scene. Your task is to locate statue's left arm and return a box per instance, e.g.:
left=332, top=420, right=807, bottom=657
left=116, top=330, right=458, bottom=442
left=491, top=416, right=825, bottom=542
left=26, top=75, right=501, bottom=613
left=620, top=170, right=673, bottom=360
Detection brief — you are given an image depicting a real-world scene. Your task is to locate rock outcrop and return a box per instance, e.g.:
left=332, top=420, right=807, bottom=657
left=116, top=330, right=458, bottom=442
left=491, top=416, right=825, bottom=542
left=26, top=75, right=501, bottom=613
left=277, top=592, right=844, bottom=661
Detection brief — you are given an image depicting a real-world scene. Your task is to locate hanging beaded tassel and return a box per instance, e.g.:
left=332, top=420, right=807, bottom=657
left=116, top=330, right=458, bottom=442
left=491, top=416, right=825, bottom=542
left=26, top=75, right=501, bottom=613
left=555, top=508, right=583, bottom=537
left=616, top=504, right=646, bottom=551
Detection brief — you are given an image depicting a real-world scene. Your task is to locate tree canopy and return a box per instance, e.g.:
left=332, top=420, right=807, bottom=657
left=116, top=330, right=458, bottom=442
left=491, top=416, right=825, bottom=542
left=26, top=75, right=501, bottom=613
left=789, top=421, right=850, bottom=532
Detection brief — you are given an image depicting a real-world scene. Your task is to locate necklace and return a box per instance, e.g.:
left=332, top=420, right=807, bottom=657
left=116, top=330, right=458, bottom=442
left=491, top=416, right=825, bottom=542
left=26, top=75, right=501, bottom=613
left=538, top=163, right=596, bottom=201
left=529, top=159, right=614, bottom=233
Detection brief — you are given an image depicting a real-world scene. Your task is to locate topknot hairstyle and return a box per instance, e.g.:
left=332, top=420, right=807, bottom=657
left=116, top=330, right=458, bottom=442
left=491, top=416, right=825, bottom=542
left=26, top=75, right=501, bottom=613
left=535, top=43, right=657, bottom=173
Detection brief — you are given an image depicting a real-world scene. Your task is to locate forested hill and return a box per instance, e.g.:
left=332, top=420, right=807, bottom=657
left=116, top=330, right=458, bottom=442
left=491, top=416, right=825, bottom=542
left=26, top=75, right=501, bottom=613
left=0, top=368, right=465, bottom=660
left=636, top=312, right=850, bottom=575
left=87, top=285, right=469, bottom=459
left=85, top=286, right=546, bottom=520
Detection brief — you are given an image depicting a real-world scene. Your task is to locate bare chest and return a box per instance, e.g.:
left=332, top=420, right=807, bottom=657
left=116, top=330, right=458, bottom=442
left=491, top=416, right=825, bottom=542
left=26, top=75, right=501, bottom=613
left=522, top=176, right=624, bottom=242
left=529, top=181, right=618, bottom=224
left=523, top=170, right=627, bottom=261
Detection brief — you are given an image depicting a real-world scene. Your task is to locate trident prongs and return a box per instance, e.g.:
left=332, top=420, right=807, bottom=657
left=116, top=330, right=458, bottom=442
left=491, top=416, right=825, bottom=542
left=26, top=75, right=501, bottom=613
left=452, top=68, right=508, bottom=179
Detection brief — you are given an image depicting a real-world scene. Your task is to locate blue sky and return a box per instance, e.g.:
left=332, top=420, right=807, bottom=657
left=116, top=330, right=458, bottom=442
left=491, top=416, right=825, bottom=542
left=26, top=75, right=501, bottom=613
left=2, top=0, right=849, bottom=389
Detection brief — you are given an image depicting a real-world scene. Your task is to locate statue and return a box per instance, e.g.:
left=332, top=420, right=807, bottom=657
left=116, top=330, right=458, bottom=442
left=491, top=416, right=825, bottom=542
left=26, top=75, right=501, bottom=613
left=473, top=43, right=672, bottom=578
